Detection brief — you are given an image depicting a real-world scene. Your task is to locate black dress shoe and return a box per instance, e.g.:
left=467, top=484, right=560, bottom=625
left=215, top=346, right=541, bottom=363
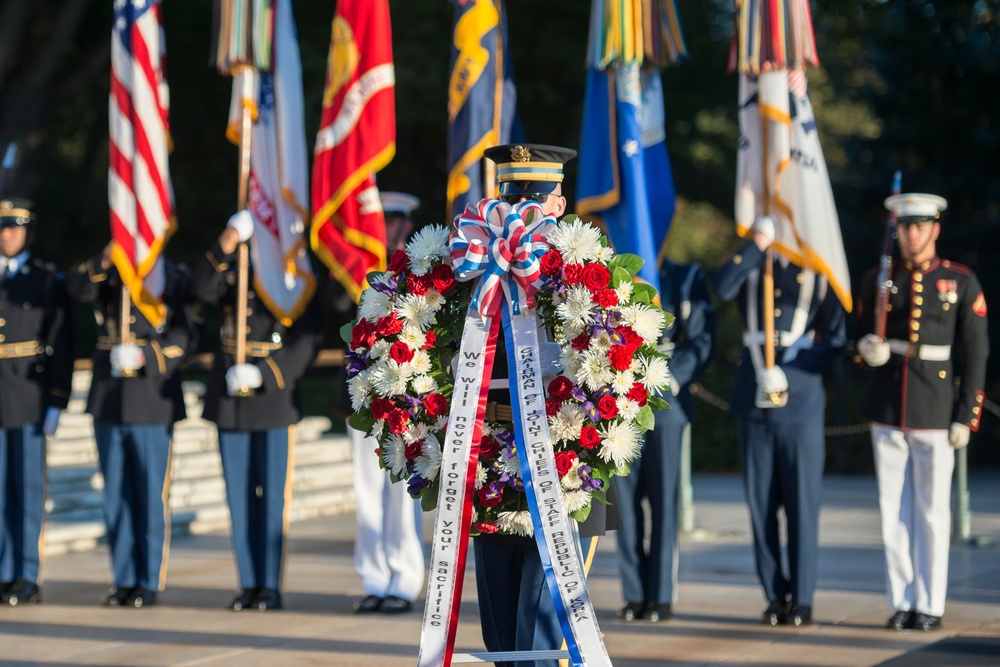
left=787, top=605, right=812, bottom=627
left=886, top=610, right=915, bottom=630
left=228, top=588, right=259, bottom=611
left=127, top=587, right=158, bottom=608
left=101, top=586, right=135, bottom=606
left=254, top=588, right=282, bottom=611
left=354, top=594, right=384, bottom=613
left=2, top=579, right=41, bottom=606
left=381, top=595, right=413, bottom=614
left=645, top=603, right=673, bottom=623
left=913, top=613, right=942, bottom=631
left=761, top=600, right=787, bottom=626
left=617, top=602, right=645, bottom=622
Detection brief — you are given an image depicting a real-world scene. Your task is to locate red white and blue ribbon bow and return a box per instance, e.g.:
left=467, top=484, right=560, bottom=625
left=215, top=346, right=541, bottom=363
left=450, top=199, right=556, bottom=320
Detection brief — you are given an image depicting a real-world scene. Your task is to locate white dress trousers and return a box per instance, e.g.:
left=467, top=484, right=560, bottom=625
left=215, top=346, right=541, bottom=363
left=870, top=423, right=954, bottom=617
left=351, top=427, right=425, bottom=601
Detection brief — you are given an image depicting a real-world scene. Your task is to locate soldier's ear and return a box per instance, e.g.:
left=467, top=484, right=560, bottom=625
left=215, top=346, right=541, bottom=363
left=932, top=222, right=941, bottom=241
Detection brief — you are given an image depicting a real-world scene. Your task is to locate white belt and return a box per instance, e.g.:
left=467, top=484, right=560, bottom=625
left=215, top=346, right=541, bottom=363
left=888, top=339, right=951, bottom=361
left=742, top=331, right=815, bottom=351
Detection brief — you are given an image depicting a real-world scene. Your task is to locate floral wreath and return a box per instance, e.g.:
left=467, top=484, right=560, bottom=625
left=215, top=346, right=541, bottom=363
left=344, top=200, right=673, bottom=537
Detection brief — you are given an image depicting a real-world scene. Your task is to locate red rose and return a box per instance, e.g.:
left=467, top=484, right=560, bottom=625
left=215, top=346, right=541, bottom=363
left=563, top=263, right=584, bottom=285
left=371, top=397, right=391, bottom=420
left=571, top=333, right=590, bottom=351
left=350, top=319, right=377, bottom=350
left=540, top=249, right=564, bottom=276
left=628, top=382, right=648, bottom=407
left=583, top=263, right=610, bottom=291
left=425, top=392, right=449, bottom=418
left=555, top=451, right=578, bottom=478
left=422, top=330, right=437, bottom=350
left=431, top=263, right=457, bottom=294
left=406, top=273, right=432, bottom=296
left=547, top=375, right=575, bottom=401
left=579, top=425, right=601, bottom=449
left=376, top=312, right=404, bottom=336
left=473, top=521, right=499, bottom=535
left=617, top=325, right=643, bottom=352
left=545, top=397, right=563, bottom=417
left=390, top=341, right=415, bottom=364
left=596, top=394, right=619, bottom=420
left=479, top=435, right=501, bottom=459
left=387, top=249, right=409, bottom=274
left=592, top=288, right=619, bottom=308
left=405, top=441, right=422, bottom=460
left=608, top=345, right=634, bottom=372
left=387, top=409, right=409, bottom=434
left=477, top=484, right=504, bottom=507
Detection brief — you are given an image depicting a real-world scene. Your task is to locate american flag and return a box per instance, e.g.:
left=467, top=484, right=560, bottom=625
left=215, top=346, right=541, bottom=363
left=109, top=0, right=175, bottom=327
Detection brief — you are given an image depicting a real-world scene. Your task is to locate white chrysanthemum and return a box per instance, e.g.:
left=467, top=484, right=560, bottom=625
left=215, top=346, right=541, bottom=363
left=371, top=419, right=385, bottom=441
left=358, top=289, right=393, bottom=322
left=547, top=219, right=603, bottom=264
left=576, top=350, right=615, bottom=391
left=381, top=434, right=407, bottom=477
left=562, top=489, right=592, bottom=513
left=611, top=369, right=635, bottom=395
left=589, top=331, right=613, bottom=354
left=475, top=462, right=488, bottom=489
left=410, top=350, right=432, bottom=374
left=598, top=420, right=642, bottom=468
left=561, top=349, right=583, bottom=383
left=615, top=280, right=633, bottom=305
left=560, top=459, right=584, bottom=491
left=499, top=450, right=522, bottom=479
left=424, top=290, right=446, bottom=311
left=640, top=356, right=671, bottom=393
left=497, top=511, right=534, bottom=538
left=414, top=435, right=442, bottom=481
left=399, top=325, right=426, bottom=350
left=406, top=225, right=451, bottom=275
left=596, top=246, right=615, bottom=262
left=411, top=374, right=437, bottom=394
left=548, top=403, right=586, bottom=443
left=616, top=396, right=642, bottom=421
left=562, top=319, right=585, bottom=339
left=369, top=339, right=391, bottom=360
left=403, top=421, right=429, bottom=445
left=619, top=304, right=666, bottom=346
left=556, top=285, right=597, bottom=329
left=347, top=372, right=372, bottom=410
left=481, top=422, right=495, bottom=437
left=395, top=293, right=436, bottom=330
left=371, top=361, right=414, bottom=396
left=433, top=415, right=448, bottom=431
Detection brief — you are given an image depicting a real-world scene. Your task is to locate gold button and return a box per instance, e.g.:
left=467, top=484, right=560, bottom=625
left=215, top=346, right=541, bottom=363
left=915, top=284, right=923, bottom=293
left=0, top=318, right=5, bottom=326
left=914, top=273, right=923, bottom=282
left=774, top=289, right=782, bottom=298
left=797, top=273, right=805, bottom=284
left=246, top=326, right=252, bottom=334
left=914, top=296, right=923, bottom=305
left=246, top=308, right=253, bottom=316
left=0, top=334, right=5, bottom=342
left=913, top=309, right=922, bottom=318
left=910, top=333, right=919, bottom=342
left=972, top=418, right=979, bottom=426
left=774, top=308, right=782, bottom=317
left=973, top=406, right=981, bottom=414
left=733, top=255, right=743, bottom=265
left=943, top=303, right=950, bottom=311
left=129, top=316, right=136, bottom=324
left=939, top=370, right=947, bottom=379
left=912, top=322, right=920, bottom=331
left=886, top=304, right=893, bottom=312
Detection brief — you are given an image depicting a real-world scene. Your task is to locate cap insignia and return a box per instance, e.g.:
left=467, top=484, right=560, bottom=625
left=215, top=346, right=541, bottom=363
left=510, top=145, right=531, bottom=163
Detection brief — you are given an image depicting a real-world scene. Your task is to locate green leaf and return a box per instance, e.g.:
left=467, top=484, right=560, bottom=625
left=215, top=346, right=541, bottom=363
left=570, top=503, right=593, bottom=523
left=611, top=267, right=632, bottom=287
left=632, top=283, right=657, bottom=304
left=661, top=310, right=676, bottom=329
left=340, top=320, right=357, bottom=345
left=608, top=253, right=645, bottom=277
left=348, top=411, right=374, bottom=433
left=635, top=405, right=656, bottom=432
left=647, top=395, right=670, bottom=412
left=421, top=483, right=439, bottom=512
left=562, top=214, right=580, bottom=225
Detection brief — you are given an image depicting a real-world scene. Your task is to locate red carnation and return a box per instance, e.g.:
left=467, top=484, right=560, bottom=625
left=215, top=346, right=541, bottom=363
left=592, top=288, right=619, bottom=308
left=579, top=425, right=601, bottom=449
left=479, top=435, right=501, bottom=459
left=431, top=263, right=457, bottom=294
left=548, top=375, right=575, bottom=401
left=350, top=319, right=377, bottom=350
left=564, top=263, right=584, bottom=285
left=477, top=484, right=504, bottom=507
left=596, top=394, right=619, bottom=420
left=406, top=273, right=432, bottom=296
left=387, top=249, right=409, bottom=274
left=390, top=341, right=415, bottom=364
left=555, top=451, right=578, bottom=478
left=571, top=333, right=590, bottom=351
left=422, top=330, right=437, bottom=350
left=405, top=441, right=423, bottom=460
left=628, top=382, right=649, bottom=407
left=545, top=397, right=563, bottom=417
left=608, top=345, right=634, bottom=372
left=540, top=249, right=564, bottom=276
left=425, top=392, right=449, bottom=418
left=473, top=521, right=499, bottom=535
left=387, top=409, right=410, bottom=434
left=376, top=312, right=404, bottom=336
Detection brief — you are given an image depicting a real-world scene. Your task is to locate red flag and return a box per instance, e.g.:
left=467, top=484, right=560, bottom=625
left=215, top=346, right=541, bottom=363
left=310, top=0, right=395, bottom=302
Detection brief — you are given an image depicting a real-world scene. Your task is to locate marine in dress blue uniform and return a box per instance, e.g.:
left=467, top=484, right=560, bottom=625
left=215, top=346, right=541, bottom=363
left=713, top=220, right=846, bottom=626
left=856, top=193, right=989, bottom=632
left=616, top=259, right=714, bottom=623
left=0, top=198, right=74, bottom=606
left=67, top=248, right=199, bottom=607
left=190, top=214, right=322, bottom=612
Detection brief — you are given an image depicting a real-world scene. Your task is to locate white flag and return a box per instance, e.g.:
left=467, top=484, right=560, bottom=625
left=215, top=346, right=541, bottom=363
left=736, top=70, right=852, bottom=312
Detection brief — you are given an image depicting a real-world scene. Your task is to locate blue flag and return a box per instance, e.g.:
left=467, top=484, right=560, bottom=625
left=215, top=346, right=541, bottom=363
left=446, top=0, right=518, bottom=221
left=577, top=63, right=676, bottom=294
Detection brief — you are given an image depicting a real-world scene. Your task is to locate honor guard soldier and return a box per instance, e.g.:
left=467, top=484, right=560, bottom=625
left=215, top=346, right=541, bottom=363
left=348, top=192, right=424, bottom=615
left=67, top=245, right=199, bottom=608
left=0, top=198, right=74, bottom=606
left=616, top=258, right=715, bottom=623
left=191, top=210, right=322, bottom=612
left=856, top=193, right=989, bottom=632
left=713, top=216, right=846, bottom=627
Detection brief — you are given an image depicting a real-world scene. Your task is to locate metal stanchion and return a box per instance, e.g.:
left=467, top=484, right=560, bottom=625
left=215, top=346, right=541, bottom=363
left=678, top=423, right=715, bottom=541
left=952, top=446, right=993, bottom=547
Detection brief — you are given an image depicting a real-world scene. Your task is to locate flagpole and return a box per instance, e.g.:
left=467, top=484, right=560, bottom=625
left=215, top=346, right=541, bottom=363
left=234, top=64, right=253, bottom=391
left=119, top=282, right=137, bottom=377
left=760, top=89, right=776, bottom=375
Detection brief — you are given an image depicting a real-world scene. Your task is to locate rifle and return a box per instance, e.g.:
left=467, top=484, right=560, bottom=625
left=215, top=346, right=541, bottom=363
left=873, top=171, right=902, bottom=338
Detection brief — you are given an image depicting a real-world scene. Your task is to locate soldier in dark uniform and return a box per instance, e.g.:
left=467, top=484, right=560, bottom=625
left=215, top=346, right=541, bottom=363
left=472, top=144, right=623, bottom=667
left=190, top=210, right=322, bottom=612
left=0, top=198, right=74, bottom=606
left=856, top=193, right=989, bottom=632
left=67, top=246, right=199, bottom=608
left=713, top=216, right=846, bottom=627
left=616, top=258, right=715, bottom=623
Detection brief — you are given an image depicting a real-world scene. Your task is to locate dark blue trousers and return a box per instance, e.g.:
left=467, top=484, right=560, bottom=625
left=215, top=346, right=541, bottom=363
left=738, top=419, right=824, bottom=607
left=94, top=421, right=172, bottom=591
left=218, top=428, right=291, bottom=590
left=616, top=420, right=683, bottom=605
left=0, top=424, right=45, bottom=584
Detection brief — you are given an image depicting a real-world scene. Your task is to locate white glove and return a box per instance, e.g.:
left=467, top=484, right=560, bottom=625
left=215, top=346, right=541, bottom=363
left=756, top=366, right=788, bottom=395
left=538, top=342, right=564, bottom=383
left=669, top=372, right=680, bottom=396
left=227, top=209, right=255, bottom=243
left=226, top=363, right=263, bottom=396
left=752, top=215, right=776, bottom=248
left=949, top=422, right=970, bottom=449
left=42, top=407, right=61, bottom=436
left=110, top=344, right=145, bottom=377
left=858, top=334, right=891, bottom=367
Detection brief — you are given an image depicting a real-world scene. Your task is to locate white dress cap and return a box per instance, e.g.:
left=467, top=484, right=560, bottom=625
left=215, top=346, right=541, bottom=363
left=379, top=191, right=420, bottom=217
left=884, top=193, right=947, bottom=219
